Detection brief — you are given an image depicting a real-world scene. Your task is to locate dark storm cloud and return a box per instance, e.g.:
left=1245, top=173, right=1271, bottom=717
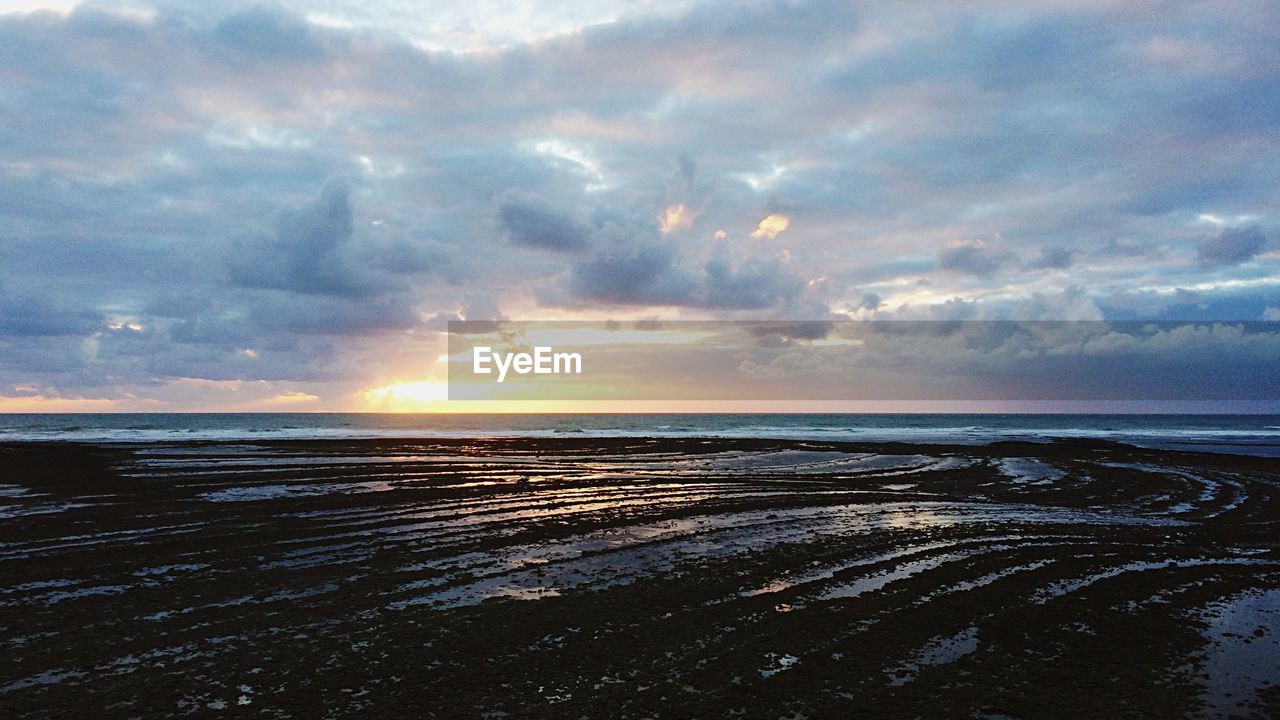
left=1197, top=226, right=1268, bottom=266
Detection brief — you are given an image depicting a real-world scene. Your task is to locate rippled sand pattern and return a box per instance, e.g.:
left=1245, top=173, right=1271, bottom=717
left=1, top=438, right=1277, bottom=718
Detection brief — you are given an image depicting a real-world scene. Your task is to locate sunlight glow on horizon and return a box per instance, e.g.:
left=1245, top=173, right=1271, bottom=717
left=363, top=380, right=449, bottom=412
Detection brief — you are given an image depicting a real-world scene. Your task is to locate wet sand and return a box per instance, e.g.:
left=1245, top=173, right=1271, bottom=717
left=1, top=437, right=1278, bottom=718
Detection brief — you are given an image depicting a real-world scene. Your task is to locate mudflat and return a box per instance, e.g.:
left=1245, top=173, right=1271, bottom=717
left=1, top=438, right=1277, bottom=718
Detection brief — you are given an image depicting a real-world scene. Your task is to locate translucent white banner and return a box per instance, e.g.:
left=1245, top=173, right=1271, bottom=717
left=447, top=321, right=1280, bottom=402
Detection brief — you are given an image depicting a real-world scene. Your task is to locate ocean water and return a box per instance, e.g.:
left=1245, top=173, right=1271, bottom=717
left=1, top=413, right=1278, bottom=456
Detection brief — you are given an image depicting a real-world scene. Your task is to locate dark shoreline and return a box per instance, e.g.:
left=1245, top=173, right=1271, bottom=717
left=2, top=437, right=1278, bottom=718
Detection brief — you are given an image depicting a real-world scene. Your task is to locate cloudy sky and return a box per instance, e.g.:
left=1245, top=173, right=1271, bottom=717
left=1, top=0, right=1277, bottom=411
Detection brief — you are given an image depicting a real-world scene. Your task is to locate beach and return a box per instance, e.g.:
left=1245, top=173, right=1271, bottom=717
left=2, top=436, right=1278, bottom=718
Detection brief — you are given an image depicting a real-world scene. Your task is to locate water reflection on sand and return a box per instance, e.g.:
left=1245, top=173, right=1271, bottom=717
left=1, top=438, right=1276, bottom=717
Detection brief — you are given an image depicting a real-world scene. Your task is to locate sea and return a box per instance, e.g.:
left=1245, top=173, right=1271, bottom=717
left=2, top=413, right=1279, bottom=457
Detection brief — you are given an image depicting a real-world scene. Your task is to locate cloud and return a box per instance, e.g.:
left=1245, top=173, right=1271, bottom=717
left=702, top=255, right=804, bottom=310
left=658, top=203, right=694, bottom=233
left=1032, top=245, right=1075, bottom=270
left=453, top=292, right=506, bottom=333
left=935, top=239, right=1008, bottom=276
left=1006, top=287, right=1104, bottom=321
left=860, top=293, right=883, bottom=310
left=247, top=294, right=421, bottom=336
left=496, top=190, right=590, bottom=251
left=1095, top=238, right=1151, bottom=258
left=1197, top=226, right=1267, bottom=266
left=228, top=180, right=392, bottom=297
left=658, top=155, right=702, bottom=233
left=568, top=241, right=697, bottom=307
left=1101, top=285, right=1280, bottom=322
left=211, top=7, right=328, bottom=60
left=461, top=293, right=504, bottom=322
left=749, top=214, right=790, bottom=240
left=747, top=320, right=834, bottom=348
left=0, top=283, right=103, bottom=337
left=559, top=211, right=809, bottom=310
left=1, top=2, right=1278, bottom=406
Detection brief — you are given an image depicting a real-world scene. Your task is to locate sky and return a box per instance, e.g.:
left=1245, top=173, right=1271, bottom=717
left=0, top=0, right=1277, bottom=411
